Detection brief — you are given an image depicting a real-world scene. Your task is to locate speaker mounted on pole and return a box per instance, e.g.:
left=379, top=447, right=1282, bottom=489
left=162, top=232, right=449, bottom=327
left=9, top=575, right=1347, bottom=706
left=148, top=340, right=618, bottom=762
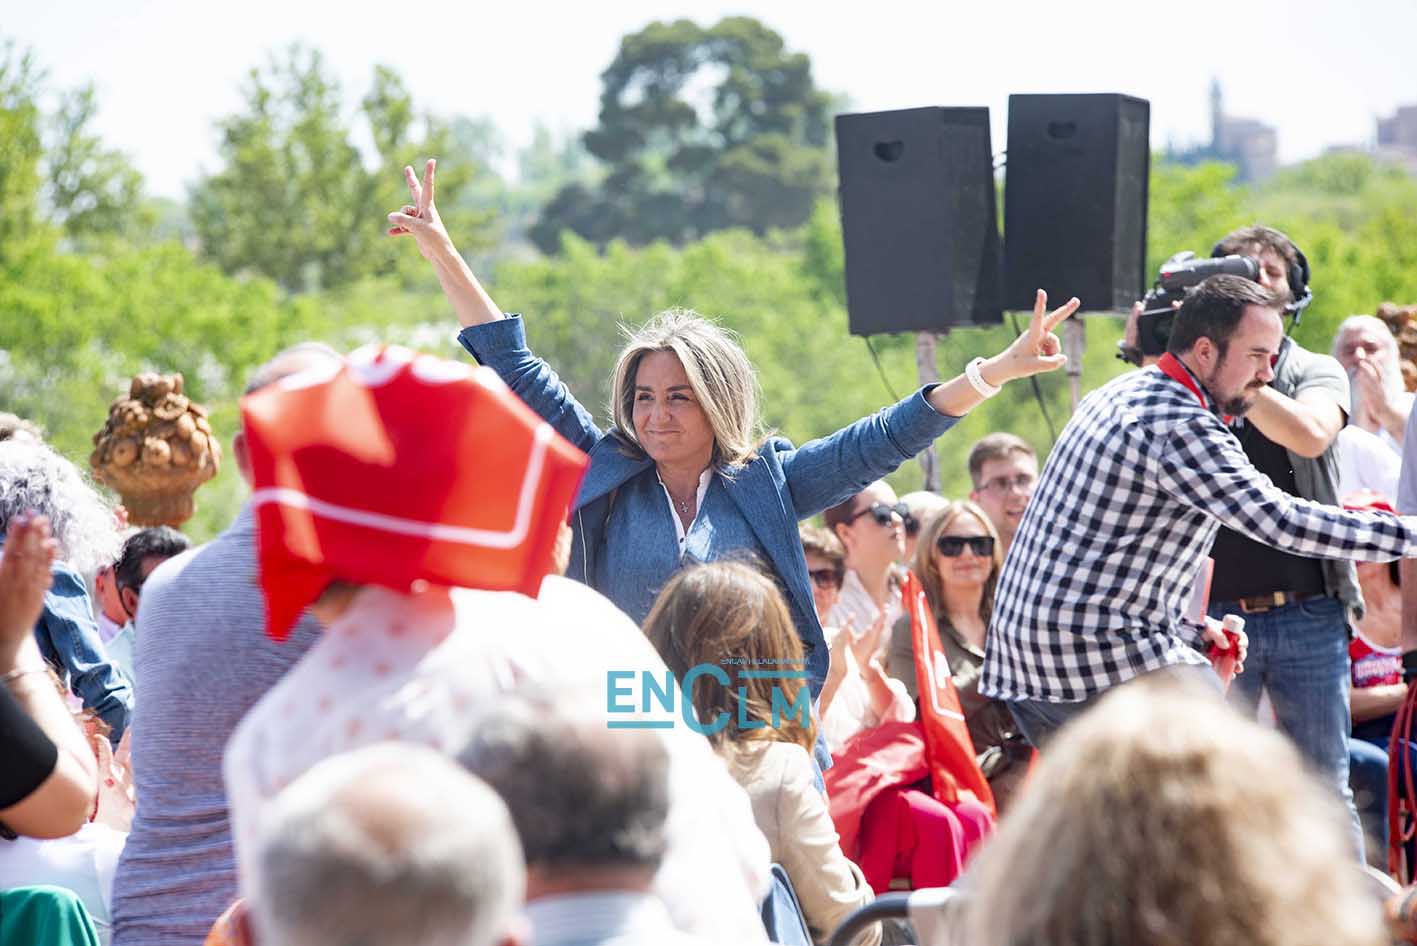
left=1003, top=93, right=1150, bottom=313
left=835, top=106, right=1002, bottom=336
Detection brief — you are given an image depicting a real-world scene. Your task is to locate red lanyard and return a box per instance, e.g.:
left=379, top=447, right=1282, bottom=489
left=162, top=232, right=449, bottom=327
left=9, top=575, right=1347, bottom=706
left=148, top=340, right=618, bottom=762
left=1157, top=352, right=1231, bottom=423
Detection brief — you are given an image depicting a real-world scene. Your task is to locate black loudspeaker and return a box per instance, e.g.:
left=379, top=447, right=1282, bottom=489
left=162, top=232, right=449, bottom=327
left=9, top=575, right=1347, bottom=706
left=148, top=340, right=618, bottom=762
left=1004, top=93, right=1150, bottom=313
left=835, top=107, right=1002, bottom=336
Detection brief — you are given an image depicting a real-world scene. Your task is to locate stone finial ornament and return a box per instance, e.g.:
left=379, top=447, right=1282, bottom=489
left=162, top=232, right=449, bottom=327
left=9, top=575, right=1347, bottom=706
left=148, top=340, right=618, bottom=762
left=91, top=372, right=220, bottom=526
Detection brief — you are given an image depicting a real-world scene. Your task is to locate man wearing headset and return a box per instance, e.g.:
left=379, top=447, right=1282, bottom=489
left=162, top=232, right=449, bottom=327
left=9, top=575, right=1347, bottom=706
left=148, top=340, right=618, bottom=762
left=1129, top=225, right=1364, bottom=846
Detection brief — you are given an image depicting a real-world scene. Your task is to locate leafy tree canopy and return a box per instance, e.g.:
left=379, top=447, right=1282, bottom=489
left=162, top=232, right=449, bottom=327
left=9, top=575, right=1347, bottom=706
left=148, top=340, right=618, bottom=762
left=188, top=45, right=492, bottom=292
left=530, top=16, right=835, bottom=252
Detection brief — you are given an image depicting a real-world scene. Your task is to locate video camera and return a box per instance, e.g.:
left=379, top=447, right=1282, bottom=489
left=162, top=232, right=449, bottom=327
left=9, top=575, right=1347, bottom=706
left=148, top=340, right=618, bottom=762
left=1133, top=252, right=1262, bottom=356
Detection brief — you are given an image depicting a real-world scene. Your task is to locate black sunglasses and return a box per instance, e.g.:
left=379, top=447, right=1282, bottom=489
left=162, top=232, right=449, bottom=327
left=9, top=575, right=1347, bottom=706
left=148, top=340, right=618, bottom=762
left=935, top=535, right=995, bottom=558
left=808, top=567, right=844, bottom=590
left=846, top=501, right=910, bottom=529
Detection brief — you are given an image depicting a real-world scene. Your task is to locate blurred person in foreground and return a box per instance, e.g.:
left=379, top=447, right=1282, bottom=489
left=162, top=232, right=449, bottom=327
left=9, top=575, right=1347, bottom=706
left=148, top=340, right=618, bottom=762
left=461, top=695, right=697, bottom=946
left=889, top=502, right=1029, bottom=812
left=965, top=434, right=1037, bottom=557
left=644, top=561, right=880, bottom=946
left=388, top=157, right=1080, bottom=696
left=109, top=344, right=338, bottom=946
left=953, top=674, right=1386, bottom=946
left=233, top=743, right=525, bottom=946
left=0, top=439, right=130, bottom=742
left=0, top=514, right=98, bottom=840
left=222, top=344, right=774, bottom=944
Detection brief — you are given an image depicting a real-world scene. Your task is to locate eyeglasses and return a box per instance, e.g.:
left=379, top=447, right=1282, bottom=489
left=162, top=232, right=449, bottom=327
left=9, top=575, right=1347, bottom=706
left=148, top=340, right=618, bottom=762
left=976, top=473, right=1036, bottom=496
left=845, top=501, right=910, bottom=529
left=936, top=535, right=995, bottom=558
left=808, top=568, right=844, bottom=590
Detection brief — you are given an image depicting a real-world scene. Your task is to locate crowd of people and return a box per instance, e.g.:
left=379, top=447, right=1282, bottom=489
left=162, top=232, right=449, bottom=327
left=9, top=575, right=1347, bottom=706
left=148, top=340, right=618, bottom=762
left=2, top=156, right=1417, bottom=946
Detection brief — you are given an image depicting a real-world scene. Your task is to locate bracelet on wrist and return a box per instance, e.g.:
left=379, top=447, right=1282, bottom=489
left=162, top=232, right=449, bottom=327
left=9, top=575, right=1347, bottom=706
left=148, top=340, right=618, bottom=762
left=965, top=357, right=1003, bottom=399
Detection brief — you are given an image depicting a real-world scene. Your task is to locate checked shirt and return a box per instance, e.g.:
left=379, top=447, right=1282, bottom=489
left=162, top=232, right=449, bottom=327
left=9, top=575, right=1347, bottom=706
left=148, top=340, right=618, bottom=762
left=981, top=361, right=1417, bottom=703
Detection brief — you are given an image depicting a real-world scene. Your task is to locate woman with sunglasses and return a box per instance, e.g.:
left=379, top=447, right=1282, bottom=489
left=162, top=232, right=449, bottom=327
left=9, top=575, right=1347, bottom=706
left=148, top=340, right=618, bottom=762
left=799, top=525, right=914, bottom=752
left=823, top=482, right=913, bottom=639
left=388, top=158, right=1078, bottom=697
left=890, top=501, right=1030, bottom=810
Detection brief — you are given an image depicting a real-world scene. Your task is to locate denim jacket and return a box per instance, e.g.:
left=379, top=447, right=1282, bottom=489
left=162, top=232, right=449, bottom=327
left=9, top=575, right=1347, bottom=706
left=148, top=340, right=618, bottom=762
left=34, top=559, right=134, bottom=743
left=460, top=316, right=961, bottom=689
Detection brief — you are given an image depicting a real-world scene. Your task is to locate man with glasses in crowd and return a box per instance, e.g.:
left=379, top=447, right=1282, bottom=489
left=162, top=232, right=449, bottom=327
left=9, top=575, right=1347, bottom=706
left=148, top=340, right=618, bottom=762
left=967, top=434, right=1039, bottom=556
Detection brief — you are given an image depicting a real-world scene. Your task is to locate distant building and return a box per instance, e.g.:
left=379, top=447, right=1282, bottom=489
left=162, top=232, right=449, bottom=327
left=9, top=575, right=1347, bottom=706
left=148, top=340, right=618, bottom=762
left=1207, top=80, right=1278, bottom=182
left=1376, top=105, right=1417, bottom=175
left=1167, top=80, right=1278, bottom=183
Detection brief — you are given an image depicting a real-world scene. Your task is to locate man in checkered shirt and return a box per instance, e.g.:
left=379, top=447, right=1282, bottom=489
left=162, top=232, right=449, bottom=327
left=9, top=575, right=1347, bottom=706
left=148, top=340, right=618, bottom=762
left=981, top=275, right=1417, bottom=748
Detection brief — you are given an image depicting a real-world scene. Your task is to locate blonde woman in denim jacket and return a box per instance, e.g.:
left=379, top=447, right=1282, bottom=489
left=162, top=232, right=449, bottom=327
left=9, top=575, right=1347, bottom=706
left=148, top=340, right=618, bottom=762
left=388, top=159, right=1078, bottom=695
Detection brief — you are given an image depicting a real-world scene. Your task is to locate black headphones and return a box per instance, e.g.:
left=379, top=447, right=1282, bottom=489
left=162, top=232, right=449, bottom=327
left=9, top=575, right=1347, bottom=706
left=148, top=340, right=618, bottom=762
left=1211, top=226, right=1312, bottom=323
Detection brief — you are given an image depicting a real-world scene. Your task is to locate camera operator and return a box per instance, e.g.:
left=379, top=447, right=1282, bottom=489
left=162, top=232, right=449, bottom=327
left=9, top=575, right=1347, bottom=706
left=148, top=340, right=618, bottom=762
left=1191, top=227, right=1368, bottom=853
left=981, top=270, right=1417, bottom=861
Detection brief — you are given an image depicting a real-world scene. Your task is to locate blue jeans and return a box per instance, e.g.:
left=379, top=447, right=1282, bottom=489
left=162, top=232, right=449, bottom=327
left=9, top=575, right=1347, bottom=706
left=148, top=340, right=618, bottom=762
left=1209, top=595, right=1361, bottom=855
left=1349, top=714, right=1417, bottom=867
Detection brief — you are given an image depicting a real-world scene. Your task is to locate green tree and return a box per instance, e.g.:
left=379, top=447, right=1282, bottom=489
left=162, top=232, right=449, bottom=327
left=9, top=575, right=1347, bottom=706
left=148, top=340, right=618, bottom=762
left=0, top=40, right=45, bottom=258
left=531, top=16, right=834, bottom=252
left=189, top=46, right=489, bottom=292
left=1, top=39, right=149, bottom=254
left=45, top=84, right=148, bottom=243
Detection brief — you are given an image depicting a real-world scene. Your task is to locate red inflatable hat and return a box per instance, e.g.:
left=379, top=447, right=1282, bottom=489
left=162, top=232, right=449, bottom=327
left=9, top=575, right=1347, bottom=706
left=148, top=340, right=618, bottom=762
left=240, top=344, right=589, bottom=641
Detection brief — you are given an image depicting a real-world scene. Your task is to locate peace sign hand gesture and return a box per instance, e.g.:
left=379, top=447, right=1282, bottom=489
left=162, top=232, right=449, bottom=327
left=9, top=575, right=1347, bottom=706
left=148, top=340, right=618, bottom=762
left=992, top=289, right=1080, bottom=382
left=387, top=158, right=453, bottom=262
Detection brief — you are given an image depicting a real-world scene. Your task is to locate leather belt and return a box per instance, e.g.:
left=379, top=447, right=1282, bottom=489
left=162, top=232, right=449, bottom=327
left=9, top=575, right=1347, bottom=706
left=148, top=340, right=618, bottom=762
left=1232, top=590, right=1320, bottom=614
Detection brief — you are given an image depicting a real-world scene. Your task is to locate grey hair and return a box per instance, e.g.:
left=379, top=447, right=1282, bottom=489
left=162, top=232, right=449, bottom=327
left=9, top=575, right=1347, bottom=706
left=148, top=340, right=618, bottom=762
left=458, top=691, right=670, bottom=872
left=0, top=439, right=120, bottom=574
left=962, top=674, right=1385, bottom=946
left=1333, top=315, right=1403, bottom=389
left=252, top=742, right=525, bottom=946
left=608, top=309, right=766, bottom=467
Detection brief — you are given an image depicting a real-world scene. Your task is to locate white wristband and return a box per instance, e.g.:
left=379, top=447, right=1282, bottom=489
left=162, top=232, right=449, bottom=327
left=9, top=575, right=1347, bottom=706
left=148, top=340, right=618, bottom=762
left=965, top=357, right=1002, bottom=399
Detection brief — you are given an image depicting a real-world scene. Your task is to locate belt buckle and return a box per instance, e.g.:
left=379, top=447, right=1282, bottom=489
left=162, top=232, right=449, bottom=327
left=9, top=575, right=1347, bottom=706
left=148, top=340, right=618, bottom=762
left=1238, top=591, right=1288, bottom=614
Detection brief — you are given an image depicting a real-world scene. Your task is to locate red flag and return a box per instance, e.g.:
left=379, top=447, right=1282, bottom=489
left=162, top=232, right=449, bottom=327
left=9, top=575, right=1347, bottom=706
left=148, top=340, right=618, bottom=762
left=902, top=570, right=996, bottom=816
left=241, top=344, right=589, bottom=641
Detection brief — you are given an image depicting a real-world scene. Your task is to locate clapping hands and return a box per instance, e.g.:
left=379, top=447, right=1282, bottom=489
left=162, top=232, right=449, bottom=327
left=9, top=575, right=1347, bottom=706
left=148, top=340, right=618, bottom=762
left=0, top=514, right=57, bottom=665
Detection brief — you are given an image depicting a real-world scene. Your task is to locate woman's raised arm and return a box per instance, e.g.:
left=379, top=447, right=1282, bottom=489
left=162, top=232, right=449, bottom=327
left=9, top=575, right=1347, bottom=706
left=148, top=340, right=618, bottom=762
left=926, top=289, right=1079, bottom=417
left=387, top=159, right=503, bottom=329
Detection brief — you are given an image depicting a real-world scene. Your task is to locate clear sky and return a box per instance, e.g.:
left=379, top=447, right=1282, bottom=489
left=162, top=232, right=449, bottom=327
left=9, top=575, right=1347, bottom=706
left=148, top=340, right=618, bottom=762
left=7, top=0, right=1417, bottom=198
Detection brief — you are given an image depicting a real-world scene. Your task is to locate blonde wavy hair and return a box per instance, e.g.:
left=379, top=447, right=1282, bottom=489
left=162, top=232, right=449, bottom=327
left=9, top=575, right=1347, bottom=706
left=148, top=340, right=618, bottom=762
left=911, top=500, right=1002, bottom=630
left=962, top=674, right=1386, bottom=946
left=608, top=309, right=766, bottom=467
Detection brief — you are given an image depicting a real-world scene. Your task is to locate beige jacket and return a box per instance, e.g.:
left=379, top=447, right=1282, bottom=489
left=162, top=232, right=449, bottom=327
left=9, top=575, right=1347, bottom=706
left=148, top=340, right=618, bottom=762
left=723, top=741, right=881, bottom=946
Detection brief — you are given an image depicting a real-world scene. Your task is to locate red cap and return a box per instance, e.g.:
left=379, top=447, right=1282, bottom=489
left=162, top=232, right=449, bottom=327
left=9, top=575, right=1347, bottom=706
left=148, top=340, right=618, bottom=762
left=240, top=345, right=589, bottom=641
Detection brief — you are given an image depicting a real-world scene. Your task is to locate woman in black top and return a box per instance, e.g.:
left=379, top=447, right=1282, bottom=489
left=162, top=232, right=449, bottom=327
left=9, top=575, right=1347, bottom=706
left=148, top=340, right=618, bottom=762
left=0, top=514, right=96, bottom=838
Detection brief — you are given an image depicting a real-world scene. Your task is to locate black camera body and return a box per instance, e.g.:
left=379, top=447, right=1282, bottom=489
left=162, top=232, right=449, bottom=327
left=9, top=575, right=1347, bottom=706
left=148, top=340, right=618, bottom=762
left=1135, top=252, right=1262, bottom=355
